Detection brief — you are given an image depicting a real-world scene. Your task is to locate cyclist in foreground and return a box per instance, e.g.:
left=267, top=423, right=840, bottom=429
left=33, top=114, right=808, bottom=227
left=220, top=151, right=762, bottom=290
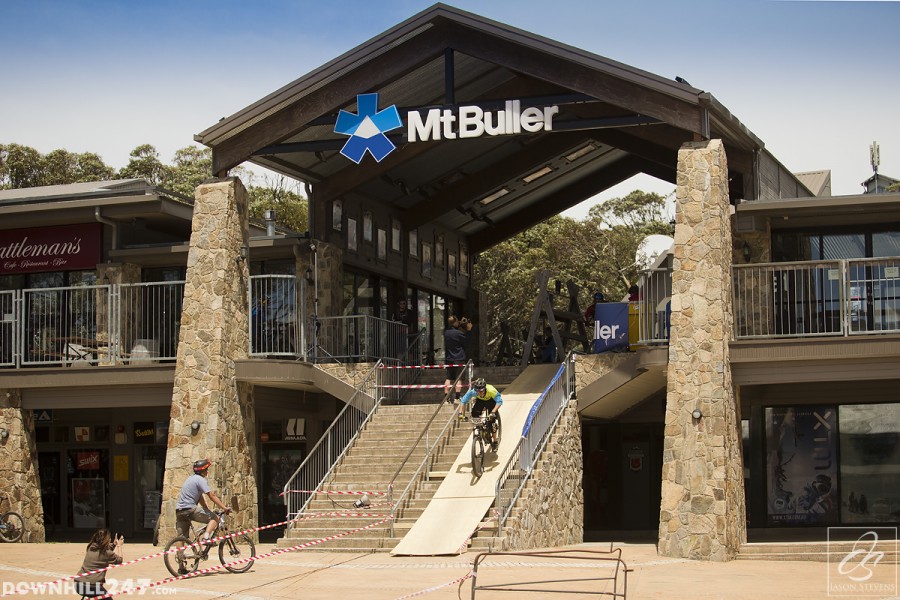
left=175, top=459, right=231, bottom=546
left=459, top=378, right=503, bottom=451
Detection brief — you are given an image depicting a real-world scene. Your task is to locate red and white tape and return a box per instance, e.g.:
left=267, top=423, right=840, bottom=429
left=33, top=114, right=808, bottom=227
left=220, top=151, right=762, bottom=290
left=377, top=363, right=466, bottom=369
left=393, top=571, right=474, bottom=600
left=280, top=489, right=388, bottom=496
left=376, top=384, right=449, bottom=389
left=89, top=516, right=394, bottom=600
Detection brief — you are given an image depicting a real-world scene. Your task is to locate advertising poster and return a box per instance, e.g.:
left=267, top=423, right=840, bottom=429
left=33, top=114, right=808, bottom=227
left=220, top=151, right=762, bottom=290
left=72, top=478, right=106, bottom=528
left=839, top=403, right=900, bottom=523
left=766, top=406, right=838, bottom=526
left=263, top=447, right=305, bottom=524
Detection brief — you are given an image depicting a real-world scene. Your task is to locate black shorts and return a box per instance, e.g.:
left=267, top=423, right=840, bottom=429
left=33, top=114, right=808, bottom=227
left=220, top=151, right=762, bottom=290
left=446, top=365, right=463, bottom=382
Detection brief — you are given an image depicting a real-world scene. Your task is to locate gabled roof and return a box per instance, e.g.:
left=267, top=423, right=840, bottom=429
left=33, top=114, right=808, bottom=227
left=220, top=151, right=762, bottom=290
left=794, top=170, right=832, bottom=197
left=197, top=3, right=807, bottom=252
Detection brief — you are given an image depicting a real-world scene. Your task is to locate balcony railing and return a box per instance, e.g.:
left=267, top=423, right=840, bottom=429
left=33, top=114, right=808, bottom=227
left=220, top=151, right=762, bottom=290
left=733, top=257, right=900, bottom=339
left=2, top=276, right=421, bottom=369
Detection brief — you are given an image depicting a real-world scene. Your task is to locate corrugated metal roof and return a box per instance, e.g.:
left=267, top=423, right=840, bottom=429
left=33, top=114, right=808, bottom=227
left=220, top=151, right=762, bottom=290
left=794, top=170, right=832, bottom=197
left=0, top=179, right=151, bottom=203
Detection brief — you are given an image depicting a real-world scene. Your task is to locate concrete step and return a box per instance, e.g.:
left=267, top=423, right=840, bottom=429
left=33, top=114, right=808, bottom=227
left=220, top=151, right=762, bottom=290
left=738, top=541, right=899, bottom=563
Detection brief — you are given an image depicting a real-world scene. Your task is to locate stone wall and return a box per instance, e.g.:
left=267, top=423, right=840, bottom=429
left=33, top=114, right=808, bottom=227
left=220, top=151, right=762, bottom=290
left=573, top=353, right=636, bottom=390
left=658, top=140, right=746, bottom=561
left=0, top=389, right=44, bottom=541
left=503, top=399, right=583, bottom=550
left=158, top=178, right=258, bottom=541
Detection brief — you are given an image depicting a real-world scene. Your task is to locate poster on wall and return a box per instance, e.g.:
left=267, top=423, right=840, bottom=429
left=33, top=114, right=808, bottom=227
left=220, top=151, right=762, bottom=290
left=766, top=406, right=838, bottom=526
left=72, top=478, right=106, bottom=528
left=840, top=403, right=900, bottom=524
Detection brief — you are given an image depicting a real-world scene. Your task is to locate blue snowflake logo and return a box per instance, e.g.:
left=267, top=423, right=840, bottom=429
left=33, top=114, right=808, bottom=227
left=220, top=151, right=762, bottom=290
left=334, top=93, right=403, bottom=163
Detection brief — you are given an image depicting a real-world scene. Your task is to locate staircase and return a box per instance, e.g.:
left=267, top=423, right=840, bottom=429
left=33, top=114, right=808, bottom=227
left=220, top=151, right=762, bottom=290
left=738, top=540, right=900, bottom=563
left=277, top=365, right=524, bottom=552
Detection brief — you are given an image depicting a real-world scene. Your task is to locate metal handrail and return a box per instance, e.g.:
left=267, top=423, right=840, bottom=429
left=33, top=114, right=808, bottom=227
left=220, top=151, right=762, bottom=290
left=494, top=352, right=575, bottom=537
left=282, top=360, right=384, bottom=524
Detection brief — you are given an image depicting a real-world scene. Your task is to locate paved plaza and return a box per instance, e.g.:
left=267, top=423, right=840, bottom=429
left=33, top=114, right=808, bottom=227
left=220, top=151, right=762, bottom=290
left=1, top=541, right=897, bottom=599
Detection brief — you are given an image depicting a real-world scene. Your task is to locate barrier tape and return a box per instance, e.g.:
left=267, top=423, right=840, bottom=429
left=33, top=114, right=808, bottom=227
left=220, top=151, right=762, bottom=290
left=89, top=516, right=393, bottom=600
left=376, top=384, right=448, bottom=389
left=393, top=571, right=474, bottom=600
left=0, top=510, right=390, bottom=598
left=457, top=523, right=484, bottom=555
left=377, top=364, right=466, bottom=369
left=280, top=489, right=389, bottom=496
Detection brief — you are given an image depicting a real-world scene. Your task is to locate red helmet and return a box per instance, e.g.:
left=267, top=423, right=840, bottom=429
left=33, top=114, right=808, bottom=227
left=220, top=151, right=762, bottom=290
left=193, top=458, right=211, bottom=473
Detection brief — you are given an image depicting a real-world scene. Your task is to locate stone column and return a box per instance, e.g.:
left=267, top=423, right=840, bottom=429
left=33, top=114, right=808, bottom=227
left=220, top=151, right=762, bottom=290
left=658, top=140, right=746, bottom=561
left=0, top=389, right=44, bottom=542
left=158, top=178, right=258, bottom=542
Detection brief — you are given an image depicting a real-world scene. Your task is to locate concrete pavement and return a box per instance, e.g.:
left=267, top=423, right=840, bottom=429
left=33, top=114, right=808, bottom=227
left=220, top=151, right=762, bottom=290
left=0, top=541, right=898, bottom=599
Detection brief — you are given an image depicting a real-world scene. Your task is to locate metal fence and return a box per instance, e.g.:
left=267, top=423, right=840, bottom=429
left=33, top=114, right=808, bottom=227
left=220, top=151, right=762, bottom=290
left=312, top=314, right=412, bottom=364
left=494, top=352, right=576, bottom=537
left=283, top=362, right=383, bottom=523
left=633, top=265, right=672, bottom=345
left=732, top=257, right=900, bottom=338
left=1, top=291, right=16, bottom=367
left=249, top=275, right=300, bottom=358
left=118, top=281, right=185, bottom=362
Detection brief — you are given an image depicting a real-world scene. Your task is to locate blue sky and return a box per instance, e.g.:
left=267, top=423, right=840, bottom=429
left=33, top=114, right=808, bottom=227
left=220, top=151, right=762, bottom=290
left=2, top=0, right=898, bottom=218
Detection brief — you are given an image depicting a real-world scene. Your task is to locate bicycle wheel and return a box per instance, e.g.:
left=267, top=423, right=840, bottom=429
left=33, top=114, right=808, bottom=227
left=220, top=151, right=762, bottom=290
left=0, top=512, right=24, bottom=543
left=471, top=433, right=485, bottom=477
left=494, top=413, right=503, bottom=447
left=164, top=536, right=201, bottom=577
left=219, top=533, right=255, bottom=573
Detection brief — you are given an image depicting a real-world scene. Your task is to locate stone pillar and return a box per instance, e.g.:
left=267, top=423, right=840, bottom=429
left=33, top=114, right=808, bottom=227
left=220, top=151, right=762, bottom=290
left=158, top=178, right=258, bottom=542
left=298, top=241, right=342, bottom=355
left=0, top=389, right=44, bottom=542
left=658, top=140, right=746, bottom=561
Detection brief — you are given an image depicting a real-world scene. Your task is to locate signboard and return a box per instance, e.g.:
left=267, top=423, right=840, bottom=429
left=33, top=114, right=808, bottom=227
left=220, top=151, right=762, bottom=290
left=76, top=451, right=101, bottom=471
left=133, top=422, right=156, bottom=444
left=74, top=426, right=90, bottom=442
left=766, top=405, right=838, bottom=526
left=0, top=223, right=102, bottom=275
left=592, top=302, right=630, bottom=353
left=33, top=409, right=53, bottom=423
left=113, top=455, right=129, bottom=482
left=285, top=418, right=306, bottom=441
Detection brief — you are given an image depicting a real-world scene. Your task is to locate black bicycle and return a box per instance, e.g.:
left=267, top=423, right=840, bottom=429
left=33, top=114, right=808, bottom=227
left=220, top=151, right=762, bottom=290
left=0, top=508, right=24, bottom=543
left=163, top=510, right=255, bottom=577
left=470, top=413, right=502, bottom=478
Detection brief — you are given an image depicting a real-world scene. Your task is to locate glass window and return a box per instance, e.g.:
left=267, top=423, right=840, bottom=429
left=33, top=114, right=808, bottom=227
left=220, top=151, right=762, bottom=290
left=839, top=403, right=900, bottom=524
left=873, top=232, right=900, bottom=257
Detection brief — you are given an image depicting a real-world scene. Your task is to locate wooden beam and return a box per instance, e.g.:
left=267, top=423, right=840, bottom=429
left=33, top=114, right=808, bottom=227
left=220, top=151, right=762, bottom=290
left=212, top=24, right=453, bottom=175
left=469, top=155, right=647, bottom=254
left=403, top=131, right=591, bottom=229
left=446, top=27, right=704, bottom=136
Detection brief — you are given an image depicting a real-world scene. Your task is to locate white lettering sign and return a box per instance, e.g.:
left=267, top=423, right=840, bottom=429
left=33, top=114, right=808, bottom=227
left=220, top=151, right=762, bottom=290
left=408, top=100, right=558, bottom=142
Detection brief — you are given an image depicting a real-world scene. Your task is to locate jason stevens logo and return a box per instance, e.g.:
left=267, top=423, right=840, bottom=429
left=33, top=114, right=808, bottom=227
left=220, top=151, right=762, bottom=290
left=334, top=94, right=559, bottom=163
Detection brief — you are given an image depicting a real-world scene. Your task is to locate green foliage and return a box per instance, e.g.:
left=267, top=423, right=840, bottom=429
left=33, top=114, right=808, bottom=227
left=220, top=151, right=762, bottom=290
left=0, top=143, right=116, bottom=188
left=117, top=144, right=170, bottom=186
left=473, top=190, right=672, bottom=360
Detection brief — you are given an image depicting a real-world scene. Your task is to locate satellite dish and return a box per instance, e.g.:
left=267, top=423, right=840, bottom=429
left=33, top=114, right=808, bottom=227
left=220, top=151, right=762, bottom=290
left=636, top=235, right=673, bottom=268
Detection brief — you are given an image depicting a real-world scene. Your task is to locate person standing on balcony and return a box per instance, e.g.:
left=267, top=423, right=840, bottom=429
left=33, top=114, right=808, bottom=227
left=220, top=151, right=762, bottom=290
left=392, top=299, right=417, bottom=358
left=443, top=315, right=472, bottom=401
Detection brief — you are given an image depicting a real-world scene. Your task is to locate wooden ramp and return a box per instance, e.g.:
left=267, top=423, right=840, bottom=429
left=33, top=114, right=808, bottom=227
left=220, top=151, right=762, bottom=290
left=391, top=365, right=559, bottom=556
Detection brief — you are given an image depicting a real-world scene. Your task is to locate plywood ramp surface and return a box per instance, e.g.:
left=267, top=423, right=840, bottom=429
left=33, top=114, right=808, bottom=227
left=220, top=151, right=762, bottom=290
left=391, top=364, right=560, bottom=556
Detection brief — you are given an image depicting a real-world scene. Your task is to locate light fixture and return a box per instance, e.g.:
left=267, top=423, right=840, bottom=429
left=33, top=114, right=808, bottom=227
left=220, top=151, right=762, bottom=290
left=522, top=166, right=553, bottom=183
left=353, top=494, right=370, bottom=509
left=0, top=429, right=8, bottom=440
left=565, top=144, right=594, bottom=162
left=479, top=188, right=509, bottom=206
left=742, top=242, right=751, bottom=262
left=691, top=409, right=703, bottom=420
left=190, top=421, right=201, bottom=434
left=236, top=246, right=249, bottom=262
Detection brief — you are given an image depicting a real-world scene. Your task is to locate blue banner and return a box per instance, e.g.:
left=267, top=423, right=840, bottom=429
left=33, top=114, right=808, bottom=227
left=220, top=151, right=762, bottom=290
left=592, top=302, right=630, bottom=353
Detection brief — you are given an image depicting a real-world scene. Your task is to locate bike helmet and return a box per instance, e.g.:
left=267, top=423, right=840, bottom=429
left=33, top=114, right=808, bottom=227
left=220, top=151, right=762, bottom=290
left=473, top=378, right=486, bottom=392
left=193, top=458, right=211, bottom=473
left=593, top=292, right=605, bottom=302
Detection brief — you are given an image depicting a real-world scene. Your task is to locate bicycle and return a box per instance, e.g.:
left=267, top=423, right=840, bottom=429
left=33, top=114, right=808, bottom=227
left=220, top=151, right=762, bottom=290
left=469, top=413, right=502, bottom=478
left=0, top=496, right=24, bottom=543
left=163, top=510, right=255, bottom=577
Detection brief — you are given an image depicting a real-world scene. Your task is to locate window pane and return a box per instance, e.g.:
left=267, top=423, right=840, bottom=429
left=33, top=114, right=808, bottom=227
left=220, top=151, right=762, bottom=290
left=839, top=403, right=900, bottom=524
